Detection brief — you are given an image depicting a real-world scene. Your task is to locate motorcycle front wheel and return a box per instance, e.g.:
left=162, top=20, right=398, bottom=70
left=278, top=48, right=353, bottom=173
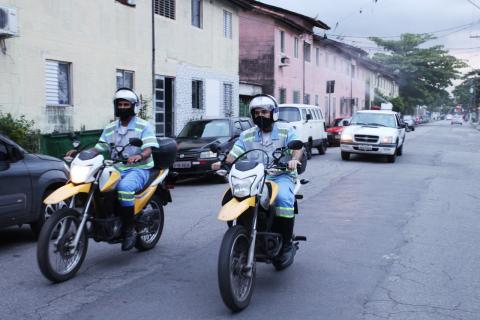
left=37, top=208, right=88, bottom=283
left=218, top=225, right=255, bottom=312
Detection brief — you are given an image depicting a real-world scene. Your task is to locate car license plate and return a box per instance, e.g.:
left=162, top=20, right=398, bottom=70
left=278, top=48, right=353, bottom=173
left=358, top=145, right=373, bottom=151
left=173, top=161, right=191, bottom=169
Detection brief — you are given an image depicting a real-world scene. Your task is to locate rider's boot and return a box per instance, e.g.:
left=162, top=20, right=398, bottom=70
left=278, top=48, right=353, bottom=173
left=120, top=206, right=137, bottom=251
left=273, top=216, right=296, bottom=270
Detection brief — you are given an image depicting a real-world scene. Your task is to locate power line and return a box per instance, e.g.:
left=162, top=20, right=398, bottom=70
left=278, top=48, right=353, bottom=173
left=327, top=19, right=480, bottom=39
left=467, top=0, right=480, bottom=11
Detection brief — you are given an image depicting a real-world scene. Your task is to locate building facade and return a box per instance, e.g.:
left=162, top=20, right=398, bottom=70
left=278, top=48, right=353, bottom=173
left=239, top=1, right=399, bottom=125
left=0, top=0, right=249, bottom=135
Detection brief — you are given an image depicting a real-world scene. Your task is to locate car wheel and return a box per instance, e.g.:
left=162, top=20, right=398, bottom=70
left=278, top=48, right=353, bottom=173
left=30, top=189, right=70, bottom=238
left=317, top=141, right=326, bottom=155
left=306, top=141, right=313, bottom=159
left=341, top=151, right=350, bottom=161
left=396, top=144, right=403, bottom=156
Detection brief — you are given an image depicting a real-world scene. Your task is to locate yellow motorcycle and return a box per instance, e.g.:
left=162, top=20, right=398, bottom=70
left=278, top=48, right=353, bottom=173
left=211, top=140, right=308, bottom=312
left=36, top=137, right=177, bottom=282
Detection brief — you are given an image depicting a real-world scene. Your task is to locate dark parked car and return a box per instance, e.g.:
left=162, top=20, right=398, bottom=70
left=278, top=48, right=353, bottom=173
left=0, top=134, right=69, bottom=235
left=173, top=118, right=253, bottom=180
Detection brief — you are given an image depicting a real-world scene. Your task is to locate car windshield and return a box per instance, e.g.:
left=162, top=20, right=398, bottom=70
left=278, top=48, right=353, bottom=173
left=350, top=113, right=397, bottom=128
left=278, top=107, right=301, bottom=122
left=177, top=120, right=230, bottom=138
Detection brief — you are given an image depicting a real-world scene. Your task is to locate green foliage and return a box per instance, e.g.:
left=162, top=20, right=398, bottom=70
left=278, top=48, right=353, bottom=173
left=0, top=112, right=41, bottom=153
left=370, top=33, right=465, bottom=110
left=138, top=95, right=151, bottom=121
left=453, top=69, right=480, bottom=111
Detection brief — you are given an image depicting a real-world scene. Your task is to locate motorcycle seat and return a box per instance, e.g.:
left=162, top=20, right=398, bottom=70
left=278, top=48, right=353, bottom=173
left=136, top=168, right=162, bottom=195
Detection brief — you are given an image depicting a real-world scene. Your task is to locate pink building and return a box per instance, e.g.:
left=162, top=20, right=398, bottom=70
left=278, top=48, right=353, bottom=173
left=239, top=1, right=398, bottom=125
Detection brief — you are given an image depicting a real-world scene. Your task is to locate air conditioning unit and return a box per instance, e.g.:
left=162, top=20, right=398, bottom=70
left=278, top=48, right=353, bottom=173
left=0, top=6, right=18, bottom=38
left=279, top=55, right=290, bottom=67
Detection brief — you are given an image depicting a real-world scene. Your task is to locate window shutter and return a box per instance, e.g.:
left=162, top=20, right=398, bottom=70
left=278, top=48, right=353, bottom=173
left=45, top=60, right=59, bottom=105
left=223, top=83, right=233, bottom=117
left=155, top=0, right=175, bottom=19
left=223, top=10, right=232, bottom=38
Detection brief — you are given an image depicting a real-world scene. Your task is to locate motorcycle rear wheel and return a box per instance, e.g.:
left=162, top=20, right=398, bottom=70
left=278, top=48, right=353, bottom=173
left=135, top=195, right=164, bottom=251
left=37, top=208, right=88, bottom=283
left=218, top=225, right=255, bottom=312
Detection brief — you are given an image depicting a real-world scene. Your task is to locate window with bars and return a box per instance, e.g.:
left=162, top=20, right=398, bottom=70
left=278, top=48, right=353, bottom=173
left=280, top=30, right=285, bottom=53
left=223, top=83, right=233, bottom=117
left=191, top=0, right=202, bottom=28
left=223, top=10, right=232, bottom=39
left=116, top=69, right=134, bottom=89
left=294, top=37, right=299, bottom=58
left=304, top=42, right=311, bottom=62
left=45, top=60, right=72, bottom=106
left=293, top=90, right=300, bottom=104
left=304, top=94, right=310, bottom=104
left=192, top=80, right=204, bottom=109
left=279, top=88, right=286, bottom=104
left=154, top=0, right=175, bottom=19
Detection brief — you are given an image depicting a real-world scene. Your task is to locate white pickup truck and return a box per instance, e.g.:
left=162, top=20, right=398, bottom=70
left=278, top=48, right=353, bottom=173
left=340, top=110, right=406, bottom=163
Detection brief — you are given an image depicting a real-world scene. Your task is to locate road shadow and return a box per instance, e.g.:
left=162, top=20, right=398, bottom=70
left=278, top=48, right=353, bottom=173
left=0, top=226, right=36, bottom=249
left=175, top=175, right=227, bottom=187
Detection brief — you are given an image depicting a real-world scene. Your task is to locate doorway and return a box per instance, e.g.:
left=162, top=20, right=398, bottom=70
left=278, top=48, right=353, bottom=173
left=154, top=76, right=175, bottom=137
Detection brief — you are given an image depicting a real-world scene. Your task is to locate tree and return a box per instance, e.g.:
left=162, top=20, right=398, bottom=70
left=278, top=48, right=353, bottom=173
left=370, top=33, right=465, bottom=111
left=0, top=112, right=41, bottom=153
left=453, top=69, right=480, bottom=113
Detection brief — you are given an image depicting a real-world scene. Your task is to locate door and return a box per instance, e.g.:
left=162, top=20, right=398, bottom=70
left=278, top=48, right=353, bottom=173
left=154, top=76, right=175, bottom=137
left=0, top=139, right=32, bottom=225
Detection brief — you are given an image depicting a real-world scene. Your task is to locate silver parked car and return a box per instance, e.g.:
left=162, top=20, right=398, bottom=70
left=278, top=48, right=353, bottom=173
left=402, top=115, right=415, bottom=131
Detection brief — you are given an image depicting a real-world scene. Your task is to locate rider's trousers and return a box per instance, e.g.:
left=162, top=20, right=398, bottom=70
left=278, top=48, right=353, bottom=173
left=268, top=174, right=295, bottom=218
left=116, top=168, right=150, bottom=207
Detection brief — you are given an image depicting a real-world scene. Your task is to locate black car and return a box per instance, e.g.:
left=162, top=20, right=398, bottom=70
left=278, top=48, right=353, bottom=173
left=173, top=118, right=253, bottom=180
left=0, top=134, right=69, bottom=235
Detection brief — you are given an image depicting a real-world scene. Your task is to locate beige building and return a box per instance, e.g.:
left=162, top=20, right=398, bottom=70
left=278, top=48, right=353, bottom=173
left=0, top=0, right=250, bottom=135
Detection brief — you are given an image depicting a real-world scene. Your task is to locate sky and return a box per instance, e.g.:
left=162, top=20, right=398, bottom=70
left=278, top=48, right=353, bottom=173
left=261, top=0, right=480, bottom=73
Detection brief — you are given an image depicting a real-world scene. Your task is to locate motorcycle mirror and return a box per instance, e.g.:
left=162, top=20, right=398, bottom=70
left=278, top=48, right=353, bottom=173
left=287, top=140, right=303, bottom=150
left=72, top=140, right=81, bottom=148
left=272, top=148, right=283, bottom=160
left=216, top=169, right=228, bottom=177
left=218, top=154, right=226, bottom=162
left=129, top=138, right=143, bottom=147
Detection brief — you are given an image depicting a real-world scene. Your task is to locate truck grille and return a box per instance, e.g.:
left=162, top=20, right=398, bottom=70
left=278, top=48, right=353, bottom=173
left=354, top=135, right=379, bottom=143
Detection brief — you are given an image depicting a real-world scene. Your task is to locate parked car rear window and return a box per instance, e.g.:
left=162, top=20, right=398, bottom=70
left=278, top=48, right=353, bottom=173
left=177, top=119, right=230, bottom=138
left=279, top=107, right=301, bottom=122
left=240, top=120, right=251, bottom=130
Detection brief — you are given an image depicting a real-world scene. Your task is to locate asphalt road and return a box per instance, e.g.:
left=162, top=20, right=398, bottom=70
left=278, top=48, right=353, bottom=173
left=1, top=120, right=479, bottom=320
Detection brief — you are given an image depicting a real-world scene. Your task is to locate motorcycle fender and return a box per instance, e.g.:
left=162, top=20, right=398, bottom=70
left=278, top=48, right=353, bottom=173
left=266, top=181, right=279, bottom=205
left=218, top=196, right=256, bottom=222
left=134, top=186, right=157, bottom=215
left=43, top=183, right=91, bottom=205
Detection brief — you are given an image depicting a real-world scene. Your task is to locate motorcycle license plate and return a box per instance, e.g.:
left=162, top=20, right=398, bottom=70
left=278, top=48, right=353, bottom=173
left=358, top=145, right=373, bottom=151
left=173, top=161, right=191, bottom=168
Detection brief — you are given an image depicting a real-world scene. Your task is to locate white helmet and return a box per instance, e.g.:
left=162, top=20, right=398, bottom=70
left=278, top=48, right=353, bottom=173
left=113, top=87, right=140, bottom=115
left=248, top=94, right=279, bottom=122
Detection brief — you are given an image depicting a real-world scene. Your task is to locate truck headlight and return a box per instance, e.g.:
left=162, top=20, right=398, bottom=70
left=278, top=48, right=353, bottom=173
left=231, top=175, right=256, bottom=198
left=199, top=151, right=217, bottom=159
left=382, top=136, right=394, bottom=144
left=340, top=134, right=353, bottom=143
left=71, top=165, right=92, bottom=184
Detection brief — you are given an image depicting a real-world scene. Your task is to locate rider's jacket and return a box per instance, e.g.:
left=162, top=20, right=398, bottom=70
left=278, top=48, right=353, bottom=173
left=228, top=122, right=299, bottom=177
left=95, top=116, right=159, bottom=171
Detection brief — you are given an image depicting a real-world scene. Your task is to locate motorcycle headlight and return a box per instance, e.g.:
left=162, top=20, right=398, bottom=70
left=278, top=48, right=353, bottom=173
left=382, top=136, right=394, bottom=144
left=231, top=175, right=256, bottom=198
left=199, top=151, right=217, bottom=159
left=71, top=165, right=92, bottom=184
